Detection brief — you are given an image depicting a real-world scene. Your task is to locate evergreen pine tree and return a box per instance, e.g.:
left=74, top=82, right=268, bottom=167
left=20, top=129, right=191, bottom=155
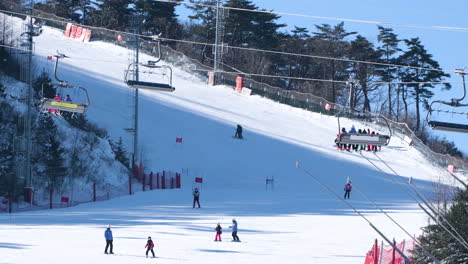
left=0, top=134, right=17, bottom=198
left=376, top=26, right=401, bottom=118
left=412, top=189, right=468, bottom=263
left=33, top=115, right=67, bottom=190
left=91, top=0, right=134, bottom=31
left=313, top=22, right=356, bottom=103
left=398, top=38, right=450, bottom=131
left=134, top=0, right=182, bottom=39
left=33, top=73, right=56, bottom=102
left=110, top=137, right=130, bottom=168
left=349, top=35, right=381, bottom=112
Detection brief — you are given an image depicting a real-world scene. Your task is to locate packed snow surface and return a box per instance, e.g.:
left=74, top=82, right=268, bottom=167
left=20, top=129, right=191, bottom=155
left=0, top=18, right=459, bottom=264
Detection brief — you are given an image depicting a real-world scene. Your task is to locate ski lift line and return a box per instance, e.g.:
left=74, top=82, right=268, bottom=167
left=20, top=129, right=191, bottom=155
left=431, top=109, right=468, bottom=115
left=351, top=182, right=441, bottom=263
left=154, top=0, right=468, bottom=33
left=360, top=152, right=468, bottom=251
left=192, top=68, right=459, bottom=85
left=449, top=172, right=468, bottom=189
left=295, top=162, right=414, bottom=264
left=372, top=152, right=468, bottom=249
left=0, top=43, right=31, bottom=53
left=0, top=9, right=458, bottom=74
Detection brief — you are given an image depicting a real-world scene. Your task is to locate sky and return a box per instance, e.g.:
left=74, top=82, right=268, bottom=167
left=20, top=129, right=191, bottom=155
left=175, top=0, right=468, bottom=155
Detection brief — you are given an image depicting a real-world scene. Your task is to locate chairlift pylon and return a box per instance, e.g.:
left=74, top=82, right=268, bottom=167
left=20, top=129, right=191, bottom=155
left=38, top=52, right=90, bottom=114
left=426, top=69, right=468, bottom=133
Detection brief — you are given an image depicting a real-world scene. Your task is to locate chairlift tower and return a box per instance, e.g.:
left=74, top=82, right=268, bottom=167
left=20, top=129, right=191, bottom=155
left=16, top=0, right=35, bottom=204
left=213, top=0, right=227, bottom=85
left=126, top=15, right=142, bottom=168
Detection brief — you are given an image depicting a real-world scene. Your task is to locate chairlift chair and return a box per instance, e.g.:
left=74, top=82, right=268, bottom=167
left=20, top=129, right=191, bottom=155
left=426, top=69, right=468, bottom=133
left=39, top=52, right=90, bottom=114
left=124, top=61, right=175, bottom=92
left=335, top=115, right=392, bottom=147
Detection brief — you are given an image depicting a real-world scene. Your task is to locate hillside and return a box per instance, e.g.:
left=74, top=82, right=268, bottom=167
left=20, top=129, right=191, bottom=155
left=0, top=17, right=461, bottom=264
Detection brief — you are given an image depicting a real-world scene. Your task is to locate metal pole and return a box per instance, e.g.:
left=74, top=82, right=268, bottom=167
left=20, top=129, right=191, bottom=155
left=24, top=0, right=34, bottom=205
left=132, top=21, right=140, bottom=168
left=213, top=0, right=221, bottom=85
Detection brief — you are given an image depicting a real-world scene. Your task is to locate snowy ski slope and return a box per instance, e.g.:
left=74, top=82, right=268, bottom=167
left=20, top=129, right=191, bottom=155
left=0, top=20, right=460, bottom=264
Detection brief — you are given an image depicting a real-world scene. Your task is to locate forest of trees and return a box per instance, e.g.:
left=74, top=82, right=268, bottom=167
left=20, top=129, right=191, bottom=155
left=26, top=0, right=466, bottom=159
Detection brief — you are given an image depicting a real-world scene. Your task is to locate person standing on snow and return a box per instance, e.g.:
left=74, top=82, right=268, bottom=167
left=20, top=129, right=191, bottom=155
left=234, top=124, right=243, bottom=139
left=193, top=188, right=201, bottom=208
left=344, top=182, right=352, bottom=199
left=104, top=225, right=114, bottom=254
left=145, top=236, right=156, bottom=258
left=229, top=219, right=240, bottom=242
left=214, top=223, right=223, bottom=241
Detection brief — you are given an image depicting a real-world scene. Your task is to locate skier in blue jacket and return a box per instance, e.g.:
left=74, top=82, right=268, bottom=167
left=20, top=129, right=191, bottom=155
left=229, top=219, right=240, bottom=241
left=104, top=225, right=114, bottom=254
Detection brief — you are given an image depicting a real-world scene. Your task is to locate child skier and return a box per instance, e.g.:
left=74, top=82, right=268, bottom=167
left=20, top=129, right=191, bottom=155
left=344, top=182, right=352, bottom=199
left=145, top=236, right=155, bottom=258
left=214, top=223, right=222, bottom=241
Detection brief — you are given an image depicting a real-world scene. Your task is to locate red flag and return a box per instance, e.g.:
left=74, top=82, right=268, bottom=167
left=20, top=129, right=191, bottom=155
left=176, top=137, right=182, bottom=143
left=195, top=177, right=203, bottom=183
left=61, top=197, right=69, bottom=203
left=47, top=56, right=53, bottom=60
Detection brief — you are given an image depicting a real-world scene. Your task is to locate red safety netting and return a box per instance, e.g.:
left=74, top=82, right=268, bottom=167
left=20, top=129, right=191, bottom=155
left=364, top=239, right=415, bottom=264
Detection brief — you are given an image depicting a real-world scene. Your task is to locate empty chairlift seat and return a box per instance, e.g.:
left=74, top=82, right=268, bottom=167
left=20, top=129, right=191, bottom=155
left=125, top=62, right=175, bottom=92
left=126, top=80, right=175, bottom=92
left=428, top=121, right=468, bottom=133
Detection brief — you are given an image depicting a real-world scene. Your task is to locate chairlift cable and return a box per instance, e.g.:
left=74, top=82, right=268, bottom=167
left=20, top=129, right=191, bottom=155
left=372, top=152, right=468, bottom=249
left=153, top=0, right=468, bottom=33
left=295, top=162, right=414, bottom=264
left=0, top=8, right=460, bottom=74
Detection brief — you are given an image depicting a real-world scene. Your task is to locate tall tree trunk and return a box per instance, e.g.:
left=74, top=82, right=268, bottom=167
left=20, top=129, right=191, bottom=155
left=387, top=82, right=392, bottom=118
left=402, top=86, right=408, bottom=121
left=396, top=85, right=401, bottom=121
left=415, top=85, right=421, bottom=131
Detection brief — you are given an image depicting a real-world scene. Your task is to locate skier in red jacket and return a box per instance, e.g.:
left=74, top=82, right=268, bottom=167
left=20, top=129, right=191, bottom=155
left=145, top=236, right=155, bottom=258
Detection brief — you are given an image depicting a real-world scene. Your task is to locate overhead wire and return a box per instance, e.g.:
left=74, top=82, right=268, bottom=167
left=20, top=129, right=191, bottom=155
left=295, top=162, right=414, bottom=264
left=0, top=8, right=459, bottom=75
left=155, top=0, right=468, bottom=32
left=0, top=43, right=459, bottom=86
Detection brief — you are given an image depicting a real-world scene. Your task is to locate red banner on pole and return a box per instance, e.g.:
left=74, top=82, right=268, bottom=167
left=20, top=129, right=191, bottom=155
left=195, top=177, right=203, bottom=183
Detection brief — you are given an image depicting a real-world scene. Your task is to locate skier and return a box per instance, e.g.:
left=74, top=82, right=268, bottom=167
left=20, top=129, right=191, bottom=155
left=48, top=93, right=62, bottom=115
left=214, top=223, right=222, bottom=241
left=229, top=219, right=240, bottom=242
left=64, top=94, right=72, bottom=102
left=193, top=188, right=200, bottom=208
left=234, top=124, right=243, bottom=139
left=145, top=236, right=156, bottom=258
left=104, top=225, right=114, bottom=254
left=349, top=125, right=358, bottom=151
left=344, top=182, right=352, bottom=199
